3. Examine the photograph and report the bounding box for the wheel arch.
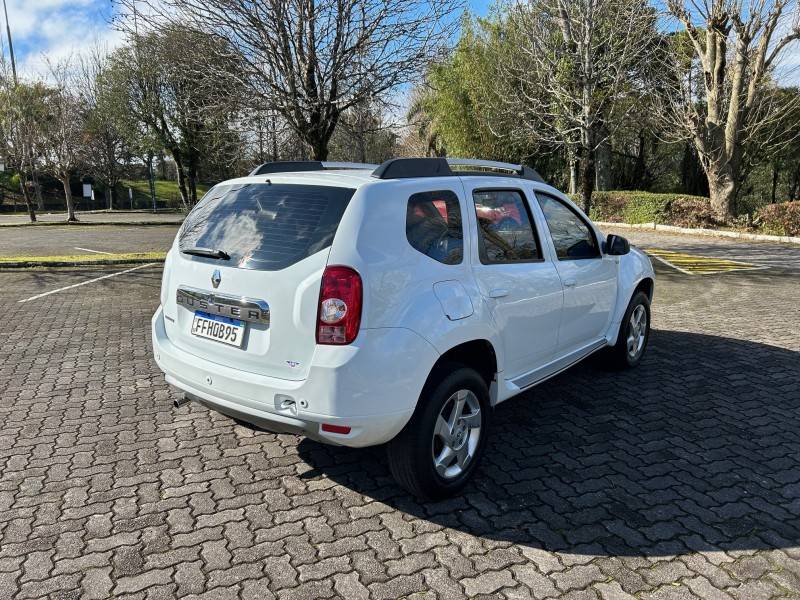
[423,339,499,404]
[634,276,654,301]
[608,274,655,346]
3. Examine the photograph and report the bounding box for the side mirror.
[605,234,630,256]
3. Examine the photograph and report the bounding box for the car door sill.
[510,339,608,391]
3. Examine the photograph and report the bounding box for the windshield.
[179,183,356,271]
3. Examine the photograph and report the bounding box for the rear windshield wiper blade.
[181,246,231,260]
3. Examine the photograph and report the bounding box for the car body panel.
[459,177,564,381]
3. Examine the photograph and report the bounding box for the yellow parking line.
[644,248,766,275]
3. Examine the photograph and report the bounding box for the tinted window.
[536,194,600,260]
[473,189,541,263]
[179,183,355,271]
[406,190,463,265]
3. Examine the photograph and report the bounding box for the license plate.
[191,311,245,347]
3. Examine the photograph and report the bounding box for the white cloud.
[1,0,123,79]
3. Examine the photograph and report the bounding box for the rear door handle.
[488,288,509,299]
[563,278,577,288]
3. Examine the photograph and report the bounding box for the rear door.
[533,192,617,354]
[461,182,564,379]
[161,182,355,381]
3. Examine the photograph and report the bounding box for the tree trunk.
[28,149,44,210]
[172,149,190,210]
[61,176,78,222]
[146,154,157,211]
[706,170,736,222]
[631,131,647,189]
[594,131,612,191]
[187,153,199,205]
[789,165,800,201]
[304,112,339,161]
[568,158,579,195]
[257,120,265,163]
[19,178,36,223]
[310,138,329,161]
[271,113,278,161]
[33,176,44,211]
[580,149,596,215]
[770,163,780,203]
[188,169,198,206]
[159,151,167,180]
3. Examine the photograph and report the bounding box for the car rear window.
[179,183,356,271]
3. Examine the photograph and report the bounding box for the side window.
[473,189,542,264]
[406,190,463,265]
[536,194,601,260]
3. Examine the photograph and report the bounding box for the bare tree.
[329,100,398,163]
[0,61,48,222]
[36,61,88,222]
[77,47,130,210]
[106,26,244,207]
[492,0,658,211]
[120,0,462,161]
[663,0,800,219]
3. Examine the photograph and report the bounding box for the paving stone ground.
[0,235,798,600]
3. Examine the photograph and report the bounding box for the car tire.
[605,291,651,369]
[387,364,491,500]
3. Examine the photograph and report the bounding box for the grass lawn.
[0,251,167,264]
[121,180,212,205]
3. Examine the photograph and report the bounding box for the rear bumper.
[151,306,437,447]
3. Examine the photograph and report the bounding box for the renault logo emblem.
[211,269,222,289]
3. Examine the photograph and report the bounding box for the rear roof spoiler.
[248,161,378,176]
[372,158,545,183]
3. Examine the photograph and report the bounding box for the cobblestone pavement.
[0,248,798,599]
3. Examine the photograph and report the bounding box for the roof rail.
[447,158,545,183]
[372,158,452,179]
[372,157,545,183]
[248,161,378,176]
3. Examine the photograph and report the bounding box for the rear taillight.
[316,266,362,345]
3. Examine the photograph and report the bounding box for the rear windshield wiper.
[181,246,231,260]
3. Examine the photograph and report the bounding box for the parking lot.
[0,226,798,599]
[0,225,176,259]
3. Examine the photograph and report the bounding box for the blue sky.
[1,0,122,76]
[3,1,797,83]
[1,0,492,77]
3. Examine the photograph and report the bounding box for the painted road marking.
[74,247,113,255]
[18,264,157,303]
[644,248,768,275]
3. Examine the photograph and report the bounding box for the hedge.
[756,201,800,236]
[587,191,717,227]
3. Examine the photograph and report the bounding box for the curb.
[595,221,800,245]
[0,258,165,269]
[0,220,182,228]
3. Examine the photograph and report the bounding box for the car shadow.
[297,329,800,556]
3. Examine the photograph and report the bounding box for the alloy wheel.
[431,389,482,479]
[627,304,647,360]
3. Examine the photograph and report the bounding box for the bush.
[589,191,714,226]
[756,201,800,236]
[666,197,717,228]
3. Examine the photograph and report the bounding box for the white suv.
[152,158,655,499]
